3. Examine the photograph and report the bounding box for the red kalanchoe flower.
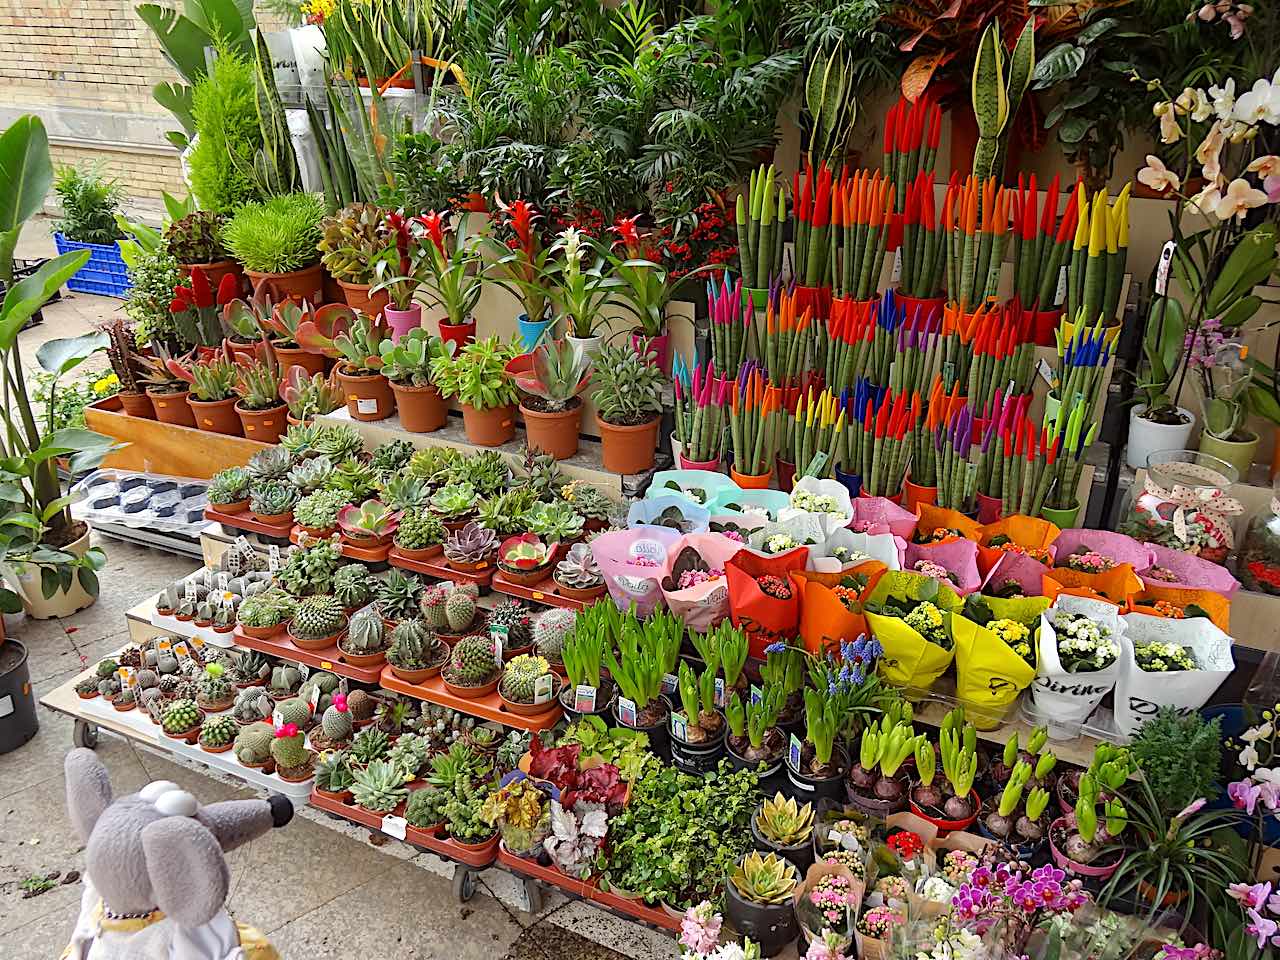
[756,574,792,600]
[189,266,213,309]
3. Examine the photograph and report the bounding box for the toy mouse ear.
[141,816,229,928]
[65,748,113,844]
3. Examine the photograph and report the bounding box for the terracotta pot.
[903,477,937,513]
[235,401,288,443]
[394,543,443,561]
[337,279,389,318]
[553,578,607,602]
[181,258,245,296]
[336,645,386,669]
[118,391,155,419]
[499,679,562,717]
[461,403,515,446]
[253,510,293,527]
[595,413,660,475]
[730,466,772,489]
[439,319,476,351]
[442,675,500,699]
[390,381,448,433]
[499,563,555,587]
[385,303,422,341]
[389,652,447,684]
[148,388,197,427]
[297,524,337,539]
[273,344,326,378]
[337,366,396,422]
[521,401,582,460]
[245,264,324,306]
[200,739,235,754]
[188,396,242,435]
[287,624,346,651]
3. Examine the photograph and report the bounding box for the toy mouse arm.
[197,796,293,853]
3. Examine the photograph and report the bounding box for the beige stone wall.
[48,143,185,201]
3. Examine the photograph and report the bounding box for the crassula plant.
[395,510,446,551]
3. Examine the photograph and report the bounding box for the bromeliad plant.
[607,216,715,341]
[546,227,617,340]
[673,358,730,465]
[412,211,486,329]
[486,199,553,326]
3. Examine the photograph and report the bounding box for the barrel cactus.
[419,585,448,629]
[499,654,553,704]
[533,608,576,664]
[333,563,375,608]
[444,590,477,632]
[270,728,311,771]
[322,696,354,742]
[200,715,238,748]
[487,598,533,648]
[234,723,275,764]
[444,635,499,687]
[197,671,233,705]
[343,606,386,654]
[234,687,272,723]
[276,697,312,729]
[291,595,346,641]
[162,699,201,735]
[387,620,441,671]
[346,688,376,721]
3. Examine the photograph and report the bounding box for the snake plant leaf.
[971,23,1008,136]
[1005,19,1036,117]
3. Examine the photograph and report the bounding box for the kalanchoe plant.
[300,313,389,375]
[261,300,353,351]
[337,499,401,542]
[317,203,390,284]
[590,343,664,426]
[377,327,452,387]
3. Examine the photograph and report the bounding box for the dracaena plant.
[377,327,454,387]
[485,198,552,323]
[429,336,519,411]
[282,366,343,420]
[411,211,486,328]
[168,346,239,401]
[511,340,590,412]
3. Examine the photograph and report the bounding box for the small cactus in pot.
[200,714,239,751]
[162,699,202,739]
[444,635,499,688]
[533,607,575,665]
[319,693,354,746]
[270,723,314,779]
[387,619,445,676]
[234,722,276,766]
[499,654,554,705]
[289,595,347,644]
[340,606,388,659]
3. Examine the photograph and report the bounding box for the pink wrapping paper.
[659,533,746,632]
[589,527,683,617]
[849,497,918,540]
[981,551,1051,596]
[904,538,982,595]
[1051,529,1155,571]
[1141,543,1241,597]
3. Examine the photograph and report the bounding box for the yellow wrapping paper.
[914,504,983,542]
[864,571,963,694]
[952,614,1038,730]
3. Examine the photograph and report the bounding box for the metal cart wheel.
[522,878,544,914]
[452,865,477,902]
[73,720,99,749]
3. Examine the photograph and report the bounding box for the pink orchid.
[1231,779,1264,814]
[1248,907,1279,949]
[1228,881,1272,910]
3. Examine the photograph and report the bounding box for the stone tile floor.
[0,222,666,960]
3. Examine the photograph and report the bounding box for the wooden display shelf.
[389,548,494,591]
[379,664,562,732]
[490,571,598,611]
[308,790,499,868]
[234,628,384,684]
[290,527,391,562]
[495,845,679,933]
[204,506,294,540]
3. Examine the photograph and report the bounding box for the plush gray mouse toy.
[61,748,292,960]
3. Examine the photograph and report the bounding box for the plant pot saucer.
[445,555,495,574]
[499,678,562,716]
[442,675,500,699]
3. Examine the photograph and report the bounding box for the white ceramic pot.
[567,334,603,365]
[670,430,684,464]
[8,525,96,619]
[1126,405,1196,471]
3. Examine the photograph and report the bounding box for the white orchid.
[1234,69,1280,125]
[1211,78,1237,122]
[1248,155,1280,177]
[1189,183,1224,216]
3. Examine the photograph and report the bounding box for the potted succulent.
[232,344,288,443]
[208,466,251,514]
[498,653,560,716]
[164,210,241,293]
[234,723,276,772]
[195,664,235,711]
[272,724,316,783]
[301,313,396,422]
[198,714,239,754]
[137,343,197,426]
[725,686,785,774]
[394,509,447,559]
[287,594,348,650]
[338,606,390,668]
[293,489,346,537]
[161,698,203,743]
[387,620,448,683]
[101,318,153,418]
[751,792,816,875]
[442,778,497,855]
[590,342,665,475]
[338,498,401,548]
[669,657,726,774]
[375,569,422,625]
[908,708,981,832]
[249,480,298,525]
[552,542,605,600]
[430,336,521,446]
[509,339,591,460]
[333,563,375,611]
[314,750,355,803]
[546,227,618,362]
[378,328,453,432]
[168,348,241,435]
[318,202,392,316]
[498,533,558,586]
[724,851,800,959]
[419,584,483,640]
[533,607,575,669]
[221,193,326,305]
[442,633,501,698]
[414,210,486,349]
[233,688,273,726]
[444,521,498,573]
[430,482,477,529]
[260,300,351,378]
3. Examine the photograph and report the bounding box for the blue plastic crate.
[53,232,132,298]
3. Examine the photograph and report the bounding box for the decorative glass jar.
[1239,479,1280,595]
[1118,450,1241,566]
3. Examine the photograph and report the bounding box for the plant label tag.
[802,452,829,479]
[1036,358,1054,387]
[117,667,136,688]
[574,685,597,713]
[356,398,379,415]
[533,674,554,704]
[338,678,349,696]
[714,676,725,708]
[190,635,205,650]
[157,639,172,651]
[380,815,407,841]
[202,568,213,590]
[789,733,803,772]
[234,535,252,553]
[272,707,284,730]
[617,696,637,727]
[660,673,679,696]
[185,581,197,600]
[890,247,903,283]
[671,712,688,742]
[298,664,310,681]
[216,573,229,591]
[942,361,955,385]
[173,642,190,660]
[1054,265,1068,306]
[268,545,281,572]
[750,684,763,706]
[1155,240,1177,296]
[490,624,507,664]
[307,685,320,714]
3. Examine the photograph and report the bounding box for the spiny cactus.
[270,664,302,693]
[346,688,375,721]
[197,672,233,705]
[136,668,159,689]
[234,687,272,723]
[487,598,532,648]
[291,595,346,641]
[234,723,275,763]
[419,584,449,628]
[388,619,441,671]
[162,699,201,734]
[444,590,477,632]
[270,729,310,771]
[499,654,552,704]
[276,697,312,728]
[445,635,498,687]
[533,608,576,663]
[199,714,238,748]
[333,563,375,607]
[322,697,354,742]
[344,606,387,654]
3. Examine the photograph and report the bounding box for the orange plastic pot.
[147,388,196,427]
[244,264,324,306]
[235,401,289,443]
[903,477,937,513]
[462,402,516,446]
[730,466,772,489]
[521,401,582,460]
[337,280,389,318]
[273,344,325,378]
[596,413,660,475]
[188,396,242,435]
[390,382,448,432]
[336,367,395,422]
[118,391,154,419]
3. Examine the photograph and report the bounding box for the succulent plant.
[430,483,477,519]
[346,688,376,721]
[344,606,387,654]
[555,542,601,589]
[338,499,400,541]
[418,584,448,628]
[288,455,334,494]
[277,539,344,597]
[442,777,493,843]
[197,670,233,705]
[321,697,354,742]
[234,687,272,723]
[444,522,497,565]
[98,676,121,697]
[556,481,615,522]
[270,728,310,771]
[523,500,584,542]
[406,446,463,485]
[444,589,477,632]
[405,785,450,829]
[487,598,533,649]
[315,750,355,793]
[199,714,238,748]
[387,619,442,671]
[272,697,310,730]
[731,852,798,905]
[351,759,408,812]
[382,474,430,511]
[317,203,389,283]
[250,480,298,517]
[162,699,201,735]
[219,539,267,576]
[75,676,99,696]
[96,659,119,679]
[476,488,539,536]
[369,439,415,478]
[456,451,509,496]
[387,732,433,780]
[349,726,390,764]
[591,343,664,426]
[499,654,552,704]
[394,510,445,550]
[313,424,364,461]
[248,447,293,483]
[280,421,324,457]
[208,467,251,506]
[376,569,421,621]
[323,458,379,502]
[234,722,275,763]
[519,448,567,499]
[233,650,271,683]
[533,608,576,663]
[237,588,296,629]
[332,563,375,607]
[291,595,347,641]
[294,489,347,530]
[164,210,225,264]
[755,792,815,846]
[445,635,499,687]
[270,664,302,694]
[116,686,137,706]
[499,533,554,571]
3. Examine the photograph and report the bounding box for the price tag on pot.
[185,581,197,601]
[617,696,637,727]
[268,545,281,572]
[750,685,763,706]
[533,674,554,705]
[381,815,407,841]
[272,707,284,730]
[1036,358,1054,388]
[789,733,803,772]
[574,685,597,713]
[307,685,320,714]
[356,398,379,415]
[298,664,311,681]
[660,673,679,696]
[1054,265,1068,306]
[802,452,829,479]
[490,624,507,665]
[173,642,190,660]
[714,676,726,708]
[890,248,903,283]
[670,711,688,742]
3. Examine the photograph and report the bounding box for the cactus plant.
[533,608,576,664]
[444,590,477,633]
[290,595,347,641]
[75,676,99,697]
[343,606,388,654]
[375,569,421,621]
[234,687,272,723]
[487,599,532,649]
[445,635,499,687]
[394,510,446,551]
[199,714,238,749]
[351,759,409,812]
[197,670,233,707]
[276,697,313,729]
[444,522,498,565]
[321,695,354,742]
[332,563,375,608]
[346,688,376,721]
[419,584,449,628]
[208,467,251,506]
[270,727,311,773]
[162,699,202,735]
[235,722,276,764]
[499,654,552,704]
[387,619,443,671]
[270,664,302,694]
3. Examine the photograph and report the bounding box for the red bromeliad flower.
[415,210,447,256]
[497,198,540,259]
[610,214,644,258]
[386,210,412,276]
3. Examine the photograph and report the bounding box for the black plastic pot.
[844,774,910,816]
[785,745,848,801]
[558,678,615,725]
[726,738,784,778]
[613,695,671,762]
[669,716,726,775]
[0,639,37,753]
[724,864,800,958]
[751,811,815,876]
